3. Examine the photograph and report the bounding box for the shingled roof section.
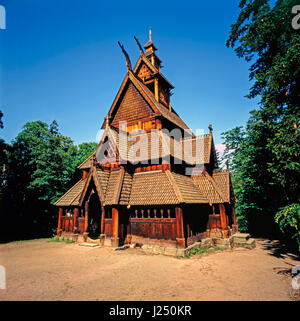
[104,128,212,165]
[79,166,110,206]
[104,169,124,205]
[77,152,96,169]
[129,171,180,205]
[169,172,208,204]
[192,174,223,204]
[54,179,86,206]
[212,170,230,203]
[119,171,133,205]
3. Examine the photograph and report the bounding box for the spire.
[144,28,161,69]
[208,124,213,135]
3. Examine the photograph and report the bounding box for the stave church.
[54,31,238,249]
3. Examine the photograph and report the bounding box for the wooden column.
[82,170,88,180]
[83,201,89,241]
[176,207,185,248]
[73,208,79,233]
[99,206,106,246]
[219,204,229,238]
[111,208,119,247]
[57,207,63,236]
[154,78,159,102]
[232,207,238,233]
[100,206,105,235]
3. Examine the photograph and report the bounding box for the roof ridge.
[77,152,96,169]
[165,170,183,203]
[112,168,125,205]
[203,171,227,203]
[54,178,84,206]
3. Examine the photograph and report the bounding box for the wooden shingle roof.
[169,172,208,204]
[101,71,190,132]
[54,179,86,206]
[77,152,96,169]
[95,127,214,166]
[104,169,124,205]
[129,171,180,205]
[192,171,230,204]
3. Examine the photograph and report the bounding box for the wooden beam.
[176,207,185,248]
[111,208,119,247]
[219,204,227,230]
[73,208,79,233]
[154,78,159,102]
[57,208,63,236]
[83,201,89,241]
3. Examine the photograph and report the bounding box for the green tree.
[2,121,74,241]
[225,0,300,248]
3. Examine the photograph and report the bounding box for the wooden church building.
[54,32,238,248]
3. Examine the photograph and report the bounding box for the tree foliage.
[224,0,300,249]
[0,120,97,242]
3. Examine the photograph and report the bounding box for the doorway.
[88,192,102,239]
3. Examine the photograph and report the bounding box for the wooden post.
[82,170,88,180]
[219,204,229,238]
[154,78,159,102]
[232,207,238,233]
[111,208,119,247]
[100,206,105,234]
[57,207,63,236]
[73,208,79,233]
[99,206,106,246]
[83,201,89,241]
[176,207,185,248]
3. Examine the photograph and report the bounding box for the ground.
[0,238,299,301]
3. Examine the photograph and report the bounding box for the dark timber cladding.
[54,30,238,248]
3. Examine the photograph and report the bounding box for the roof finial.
[134,36,144,54]
[208,124,213,133]
[117,41,132,71]
[104,114,111,129]
[149,27,152,42]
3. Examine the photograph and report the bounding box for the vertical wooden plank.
[219,204,227,230]
[73,208,79,233]
[112,208,119,238]
[57,208,63,236]
[176,207,185,248]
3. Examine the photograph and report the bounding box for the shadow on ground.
[258,238,299,261]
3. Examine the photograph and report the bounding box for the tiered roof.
[55,168,232,207]
[55,34,233,208]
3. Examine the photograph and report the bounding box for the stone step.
[245,238,256,249]
[78,243,100,248]
[232,233,250,243]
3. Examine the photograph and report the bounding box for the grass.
[48,236,74,244]
[184,246,224,258]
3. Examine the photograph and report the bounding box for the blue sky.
[0,0,259,145]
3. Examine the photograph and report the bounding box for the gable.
[136,62,153,81]
[111,82,155,127]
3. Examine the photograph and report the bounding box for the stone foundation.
[139,233,256,257]
[60,232,256,256]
